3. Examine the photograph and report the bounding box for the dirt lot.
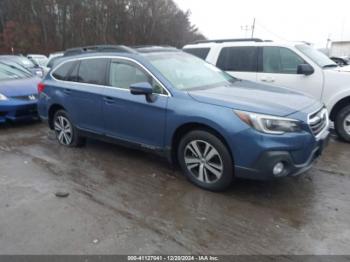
[0,122,349,255]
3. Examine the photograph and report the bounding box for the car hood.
[0,77,40,97]
[335,65,350,72]
[188,80,317,117]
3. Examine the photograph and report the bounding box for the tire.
[53,110,86,147]
[177,130,234,192]
[335,105,350,142]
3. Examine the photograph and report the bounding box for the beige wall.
[331,42,350,57]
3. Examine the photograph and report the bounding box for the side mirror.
[130,82,153,96]
[297,64,314,76]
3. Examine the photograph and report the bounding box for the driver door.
[102,59,168,148]
[256,46,323,99]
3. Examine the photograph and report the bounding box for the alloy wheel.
[54,116,73,145]
[184,140,223,184]
[344,114,350,135]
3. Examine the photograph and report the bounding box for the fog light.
[273,162,285,177]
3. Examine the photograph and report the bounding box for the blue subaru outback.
[38,45,330,191]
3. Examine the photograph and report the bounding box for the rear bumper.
[0,102,38,123]
[235,131,330,180]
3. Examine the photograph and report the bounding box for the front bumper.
[235,130,330,180]
[0,101,39,123]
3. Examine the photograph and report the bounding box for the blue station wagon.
[38,46,330,191]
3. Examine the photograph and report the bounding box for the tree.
[0,0,205,54]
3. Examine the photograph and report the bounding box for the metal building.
[330,41,350,57]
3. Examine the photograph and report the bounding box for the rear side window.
[52,61,76,80]
[78,58,109,85]
[216,47,258,72]
[183,48,210,60]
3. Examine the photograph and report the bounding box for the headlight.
[0,93,8,101]
[234,110,302,134]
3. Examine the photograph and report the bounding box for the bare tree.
[0,0,205,54]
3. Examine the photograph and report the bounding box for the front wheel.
[53,110,85,147]
[335,105,350,142]
[178,130,234,192]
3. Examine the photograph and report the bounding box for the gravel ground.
[0,122,349,255]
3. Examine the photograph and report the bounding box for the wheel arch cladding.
[330,96,350,121]
[171,122,234,166]
[48,104,66,129]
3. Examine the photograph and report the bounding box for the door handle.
[63,89,72,95]
[261,77,275,83]
[104,97,115,104]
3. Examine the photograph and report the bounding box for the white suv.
[183,39,350,142]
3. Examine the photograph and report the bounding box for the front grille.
[15,106,38,117]
[13,94,38,101]
[308,107,328,138]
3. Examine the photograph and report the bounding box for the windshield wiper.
[323,64,338,69]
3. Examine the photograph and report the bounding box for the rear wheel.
[178,130,234,191]
[335,105,350,142]
[53,110,85,147]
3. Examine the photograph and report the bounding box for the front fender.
[325,89,350,113]
[164,96,249,153]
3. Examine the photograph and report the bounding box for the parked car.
[183,39,350,142]
[27,54,48,67]
[43,52,64,74]
[38,45,329,191]
[338,65,350,73]
[0,62,40,123]
[0,55,44,78]
[330,56,349,67]
[47,52,64,63]
[0,59,34,76]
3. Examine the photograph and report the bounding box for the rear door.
[52,58,109,134]
[215,46,258,81]
[102,59,168,148]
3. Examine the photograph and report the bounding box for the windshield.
[0,63,31,80]
[1,61,32,76]
[145,52,236,90]
[30,57,47,66]
[296,44,337,68]
[47,56,63,68]
[18,57,36,68]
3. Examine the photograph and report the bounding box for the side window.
[183,48,210,60]
[262,47,305,74]
[52,61,76,80]
[78,58,109,85]
[66,62,79,82]
[109,61,165,94]
[216,47,258,72]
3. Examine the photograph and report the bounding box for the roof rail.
[63,45,137,57]
[135,46,179,53]
[192,38,264,44]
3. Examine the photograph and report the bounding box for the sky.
[174,0,350,48]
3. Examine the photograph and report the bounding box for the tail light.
[38,82,45,94]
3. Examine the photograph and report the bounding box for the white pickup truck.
[184,39,350,142]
